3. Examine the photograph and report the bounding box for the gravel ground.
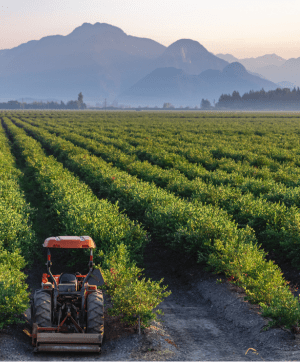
[1,239,300,361]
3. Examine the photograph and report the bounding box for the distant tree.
[67,100,78,109]
[218,94,232,103]
[231,91,241,100]
[77,92,84,109]
[163,102,174,109]
[200,99,211,110]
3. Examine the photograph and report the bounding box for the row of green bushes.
[16,110,300,168]
[4,117,147,263]
[0,123,36,328]
[0,123,36,257]
[41,114,300,187]
[3,117,168,326]
[19,118,300,268]
[11,117,255,258]
[28,116,300,208]
[77,115,300,173]
[10,116,300,328]
[87,128,300,206]
[102,129,300,187]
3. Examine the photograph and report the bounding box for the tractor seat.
[58,273,77,292]
[59,273,77,284]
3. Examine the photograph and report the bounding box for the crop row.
[13,117,300,269]
[15,115,300,213]
[9,115,300,327]
[20,111,298,154]
[3,116,173,328]
[3,117,148,263]
[0,121,36,258]
[21,114,300,192]
[47,120,300,203]
[29,112,300,177]
[98,129,300,187]
[0,121,36,328]
[13,119,294,208]
[106,128,300,168]
[10,116,255,257]
[20,115,269,175]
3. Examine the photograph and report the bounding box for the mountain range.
[216,53,300,88]
[118,63,277,107]
[0,22,297,106]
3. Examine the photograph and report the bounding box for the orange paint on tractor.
[43,235,96,249]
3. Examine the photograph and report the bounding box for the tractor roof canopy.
[43,236,96,249]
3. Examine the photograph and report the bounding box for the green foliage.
[260,293,300,329]
[0,124,36,261]
[17,116,300,267]
[0,248,29,328]
[98,244,171,327]
[0,123,35,329]
[4,110,300,329]
[11,119,255,263]
[3,118,148,265]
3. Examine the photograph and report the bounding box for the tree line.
[212,87,300,110]
[0,93,86,110]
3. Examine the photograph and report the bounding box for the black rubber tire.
[30,301,34,326]
[86,291,104,335]
[33,289,52,327]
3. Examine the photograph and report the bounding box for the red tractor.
[30,236,105,352]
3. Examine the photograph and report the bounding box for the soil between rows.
[1,238,300,361]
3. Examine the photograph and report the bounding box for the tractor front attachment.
[32,323,102,352]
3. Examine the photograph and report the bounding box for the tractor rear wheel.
[86,291,104,335]
[33,290,52,327]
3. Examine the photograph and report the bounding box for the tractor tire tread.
[33,290,51,327]
[87,291,104,335]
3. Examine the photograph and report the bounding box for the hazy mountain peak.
[153,39,228,75]
[167,39,209,55]
[223,62,248,76]
[255,53,286,61]
[68,22,126,37]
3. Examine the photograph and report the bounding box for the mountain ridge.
[0,22,295,105]
[118,62,278,107]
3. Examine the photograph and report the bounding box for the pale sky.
[1,0,299,59]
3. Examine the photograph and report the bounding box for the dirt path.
[140,240,300,361]
[1,239,300,361]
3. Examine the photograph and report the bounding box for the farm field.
[2,110,300,359]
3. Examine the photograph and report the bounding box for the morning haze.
[1,22,291,107]
[1,1,300,108]
[1,0,300,59]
